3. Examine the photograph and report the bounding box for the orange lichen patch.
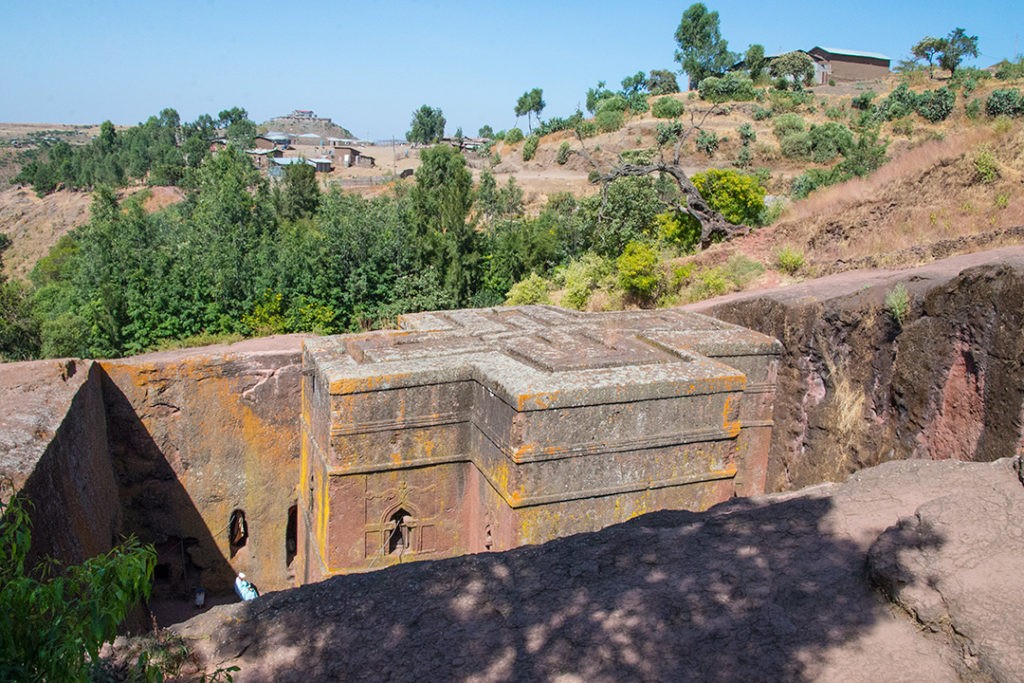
[516,390,559,411]
[330,372,413,395]
[721,395,743,438]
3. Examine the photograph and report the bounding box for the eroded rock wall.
[693,247,1024,491]
[0,359,121,569]
[99,336,307,595]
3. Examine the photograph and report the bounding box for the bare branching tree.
[575,105,749,248]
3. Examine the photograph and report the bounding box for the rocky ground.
[147,457,1022,682]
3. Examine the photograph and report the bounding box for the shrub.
[877,83,918,121]
[768,89,810,112]
[505,127,525,144]
[655,210,701,251]
[892,118,914,136]
[885,283,910,327]
[557,253,612,310]
[825,106,845,120]
[505,272,551,305]
[698,73,757,103]
[652,96,685,119]
[723,254,764,288]
[774,245,804,274]
[691,169,766,225]
[655,121,684,147]
[791,167,844,198]
[973,147,1000,183]
[616,241,661,299]
[965,98,982,120]
[808,122,854,163]
[575,120,598,138]
[695,130,719,157]
[0,481,158,681]
[851,91,876,110]
[779,131,813,159]
[692,267,729,299]
[521,135,539,161]
[595,108,625,133]
[986,89,1024,117]
[915,87,955,123]
[994,58,1024,81]
[738,123,756,144]
[556,141,571,165]
[752,105,772,121]
[735,145,752,168]
[772,113,806,139]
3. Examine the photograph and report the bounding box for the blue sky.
[4,1,1021,139]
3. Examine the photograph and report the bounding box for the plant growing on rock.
[885,283,911,327]
[0,479,157,681]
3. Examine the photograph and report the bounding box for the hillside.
[3,71,1024,348]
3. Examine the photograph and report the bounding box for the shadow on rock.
[174,492,947,681]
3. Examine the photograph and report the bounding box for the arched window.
[229,509,248,548]
[285,504,298,567]
[385,508,413,556]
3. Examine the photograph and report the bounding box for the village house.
[807,47,891,83]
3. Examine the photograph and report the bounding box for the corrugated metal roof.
[815,47,890,62]
[271,157,314,166]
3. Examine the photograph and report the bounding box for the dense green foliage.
[691,169,765,225]
[0,482,157,681]
[647,69,680,95]
[994,58,1024,81]
[698,73,756,103]
[674,3,736,89]
[769,51,815,87]
[986,89,1024,117]
[406,105,446,144]
[13,108,246,195]
[521,135,540,161]
[652,97,685,119]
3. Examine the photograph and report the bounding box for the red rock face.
[100,336,308,595]
[697,247,1024,491]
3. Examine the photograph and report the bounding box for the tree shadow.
[189,493,945,681]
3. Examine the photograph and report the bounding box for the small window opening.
[285,504,298,567]
[229,509,248,548]
[153,563,171,580]
[386,508,413,556]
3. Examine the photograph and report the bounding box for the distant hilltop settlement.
[246,109,374,176]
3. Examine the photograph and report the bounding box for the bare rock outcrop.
[165,458,1023,682]
[690,246,1024,491]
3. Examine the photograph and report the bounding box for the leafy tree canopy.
[769,51,815,87]
[647,69,680,95]
[406,105,446,144]
[674,3,737,89]
[938,27,979,74]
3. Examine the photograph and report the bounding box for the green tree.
[912,36,946,79]
[514,88,545,133]
[277,161,321,221]
[769,51,815,88]
[478,124,494,138]
[217,107,256,148]
[674,3,736,90]
[0,481,157,681]
[0,235,40,360]
[410,145,478,303]
[647,69,680,95]
[745,44,767,81]
[406,105,446,144]
[938,27,979,74]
